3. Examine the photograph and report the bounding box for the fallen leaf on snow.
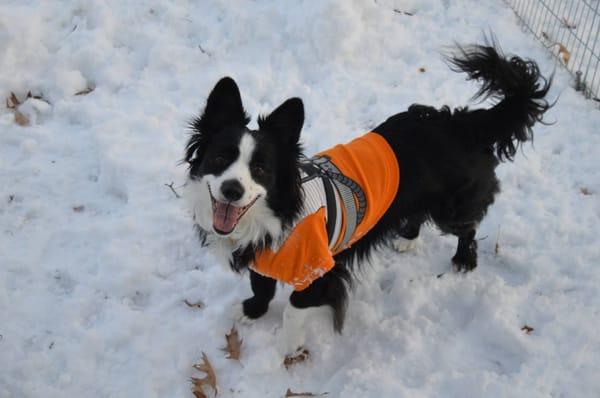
[285,389,328,397]
[191,352,217,397]
[283,348,310,369]
[6,92,30,126]
[14,110,29,126]
[222,325,242,361]
[540,33,571,65]
[558,44,571,65]
[7,92,20,109]
[521,325,534,334]
[75,86,95,96]
[183,299,205,309]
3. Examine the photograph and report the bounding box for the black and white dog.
[184,43,551,353]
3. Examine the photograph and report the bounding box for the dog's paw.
[392,236,418,253]
[276,304,308,356]
[229,302,256,325]
[242,296,270,320]
[452,257,478,272]
[452,239,478,272]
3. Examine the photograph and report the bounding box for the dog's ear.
[186,77,250,165]
[194,77,250,133]
[258,98,304,145]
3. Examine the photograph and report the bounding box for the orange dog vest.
[250,132,399,291]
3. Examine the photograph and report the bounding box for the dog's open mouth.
[208,184,259,235]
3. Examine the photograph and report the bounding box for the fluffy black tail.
[448,43,552,161]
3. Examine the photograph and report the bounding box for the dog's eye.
[212,156,226,167]
[251,165,266,177]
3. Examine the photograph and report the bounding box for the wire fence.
[504,0,600,101]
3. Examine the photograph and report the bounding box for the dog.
[183,42,551,354]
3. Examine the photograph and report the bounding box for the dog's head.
[184,77,304,248]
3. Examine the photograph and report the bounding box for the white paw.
[276,304,308,356]
[229,303,256,325]
[392,236,418,253]
[239,314,256,326]
[229,302,244,320]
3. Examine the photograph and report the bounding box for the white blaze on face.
[184,132,282,248]
[212,133,265,205]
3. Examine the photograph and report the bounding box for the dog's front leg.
[277,302,313,356]
[242,270,277,319]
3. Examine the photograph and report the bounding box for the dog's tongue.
[213,201,242,234]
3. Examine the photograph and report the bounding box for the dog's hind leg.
[242,270,277,319]
[433,177,497,272]
[451,226,478,272]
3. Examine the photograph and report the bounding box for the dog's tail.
[447,42,552,161]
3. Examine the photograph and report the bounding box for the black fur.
[186,43,551,333]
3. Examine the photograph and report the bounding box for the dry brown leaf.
[183,299,205,309]
[521,325,534,335]
[540,34,572,65]
[283,348,310,369]
[580,187,592,195]
[73,205,85,213]
[558,44,570,65]
[191,380,208,398]
[7,92,20,109]
[285,389,328,397]
[6,92,29,126]
[14,110,29,126]
[75,86,95,96]
[191,352,217,397]
[222,326,242,360]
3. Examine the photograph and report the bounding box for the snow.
[1,1,599,397]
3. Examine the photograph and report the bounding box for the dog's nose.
[220,179,244,202]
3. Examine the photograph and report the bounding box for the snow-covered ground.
[1,1,599,397]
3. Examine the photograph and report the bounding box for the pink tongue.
[213,201,242,234]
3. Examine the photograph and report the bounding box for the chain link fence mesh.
[504,0,600,101]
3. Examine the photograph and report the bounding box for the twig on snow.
[393,8,414,16]
[494,225,501,256]
[164,182,181,198]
